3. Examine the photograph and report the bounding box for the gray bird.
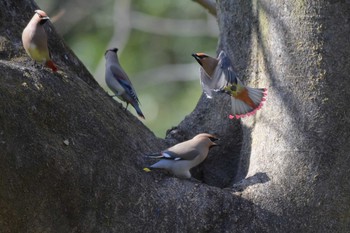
[105,48,145,119]
[22,10,57,72]
[144,133,219,179]
[192,50,267,119]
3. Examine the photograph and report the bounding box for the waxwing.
[105,48,145,119]
[22,10,57,72]
[192,51,267,119]
[144,133,219,179]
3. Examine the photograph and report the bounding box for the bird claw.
[32,61,41,70]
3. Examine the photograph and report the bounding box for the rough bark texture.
[217,0,350,231]
[0,0,349,232]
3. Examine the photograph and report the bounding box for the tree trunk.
[217,0,350,231]
[0,0,349,232]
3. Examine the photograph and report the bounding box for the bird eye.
[209,137,218,142]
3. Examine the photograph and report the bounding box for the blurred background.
[36,0,219,137]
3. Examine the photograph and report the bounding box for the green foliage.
[36,0,218,137]
[133,1,205,18]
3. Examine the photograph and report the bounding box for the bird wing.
[161,148,199,161]
[109,64,140,103]
[199,68,216,98]
[199,51,239,98]
[216,50,238,87]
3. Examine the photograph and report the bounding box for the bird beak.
[210,137,220,148]
[209,137,219,142]
[192,53,202,66]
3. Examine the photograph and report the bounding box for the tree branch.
[129,10,218,36]
[192,0,217,17]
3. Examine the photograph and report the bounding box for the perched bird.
[192,51,267,119]
[144,133,219,179]
[105,48,145,119]
[22,10,57,72]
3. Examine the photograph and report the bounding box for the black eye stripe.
[36,13,46,18]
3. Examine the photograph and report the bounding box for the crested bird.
[22,10,57,72]
[144,133,219,179]
[192,51,267,119]
[105,48,145,119]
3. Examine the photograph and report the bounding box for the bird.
[22,10,57,72]
[144,133,219,179]
[105,48,145,119]
[192,50,267,119]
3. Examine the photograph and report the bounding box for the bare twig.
[133,63,199,88]
[130,11,218,37]
[93,0,132,85]
[192,0,217,17]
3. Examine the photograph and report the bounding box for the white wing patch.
[162,152,182,161]
[162,152,172,158]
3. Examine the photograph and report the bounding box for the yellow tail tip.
[143,168,151,172]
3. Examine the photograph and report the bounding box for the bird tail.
[46,60,58,72]
[143,167,152,172]
[132,103,145,119]
[229,87,267,119]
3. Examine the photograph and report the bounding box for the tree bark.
[217,0,350,231]
[0,0,349,232]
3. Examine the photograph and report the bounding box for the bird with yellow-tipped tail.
[144,133,219,179]
[192,51,267,119]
